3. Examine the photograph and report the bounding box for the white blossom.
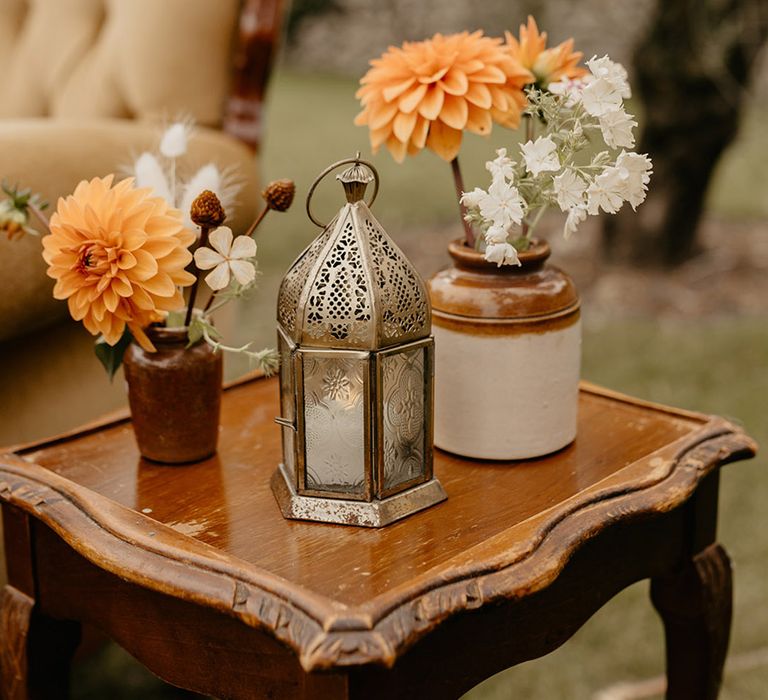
[469,55,651,249]
[586,55,631,99]
[599,108,637,149]
[586,167,627,214]
[0,199,31,238]
[194,226,257,290]
[485,242,521,267]
[485,148,516,181]
[563,205,587,239]
[460,187,487,209]
[581,78,623,117]
[520,136,560,177]
[616,151,653,209]
[548,77,589,106]
[478,178,525,229]
[617,151,653,175]
[484,223,510,244]
[553,170,587,211]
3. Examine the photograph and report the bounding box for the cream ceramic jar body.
[427,241,581,460]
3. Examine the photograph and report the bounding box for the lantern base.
[270,462,447,528]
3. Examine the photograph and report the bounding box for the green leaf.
[165,310,186,328]
[511,235,531,251]
[94,329,133,381]
[186,316,220,348]
[186,318,205,347]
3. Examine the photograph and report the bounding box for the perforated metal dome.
[277,169,431,351]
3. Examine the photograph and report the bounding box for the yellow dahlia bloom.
[505,16,587,88]
[42,175,195,350]
[355,31,533,163]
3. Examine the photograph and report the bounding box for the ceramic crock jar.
[427,239,581,460]
[123,326,223,464]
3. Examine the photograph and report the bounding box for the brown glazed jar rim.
[430,237,579,320]
[146,324,189,347]
[448,238,551,272]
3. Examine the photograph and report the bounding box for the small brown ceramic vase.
[123,327,223,464]
[427,239,581,460]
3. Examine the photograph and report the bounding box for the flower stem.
[450,157,474,247]
[170,158,177,207]
[525,205,548,240]
[522,116,536,239]
[184,225,210,327]
[203,295,228,316]
[525,113,535,142]
[28,203,51,234]
[202,289,220,315]
[201,326,279,375]
[244,205,270,238]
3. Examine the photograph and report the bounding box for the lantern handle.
[306,153,380,228]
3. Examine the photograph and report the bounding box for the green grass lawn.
[26,69,768,697]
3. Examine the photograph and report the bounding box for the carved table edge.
[0,418,756,672]
[0,452,340,672]
[360,422,755,670]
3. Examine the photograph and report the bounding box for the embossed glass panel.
[278,329,295,477]
[302,353,367,495]
[381,346,426,492]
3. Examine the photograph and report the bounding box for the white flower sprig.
[462,55,652,266]
[193,226,258,291]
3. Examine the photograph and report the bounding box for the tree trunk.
[603,0,768,266]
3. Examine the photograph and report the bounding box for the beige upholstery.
[0,0,240,123]
[0,0,261,341]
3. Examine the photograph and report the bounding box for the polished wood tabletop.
[0,375,756,699]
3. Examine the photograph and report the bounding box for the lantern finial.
[336,152,375,203]
[306,154,380,228]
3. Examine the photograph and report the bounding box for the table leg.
[1,585,33,700]
[651,543,732,700]
[0,584,82,700]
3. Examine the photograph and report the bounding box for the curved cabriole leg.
[1,585,34,700]
[651,543,733,700]
[0,585,81,700]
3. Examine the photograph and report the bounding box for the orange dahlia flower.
[505,16,587,88]
[42,175,195,350]
[355,31,533,163]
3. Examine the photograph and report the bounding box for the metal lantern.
[271,155,446,527]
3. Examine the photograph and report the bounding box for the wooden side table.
[0,376,756,700]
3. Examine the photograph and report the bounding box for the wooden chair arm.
[224,0,285,151]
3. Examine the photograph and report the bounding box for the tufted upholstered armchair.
[0,0,282,340]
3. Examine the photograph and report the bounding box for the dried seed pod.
[262,179,295,212]
[190,190,226,228]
